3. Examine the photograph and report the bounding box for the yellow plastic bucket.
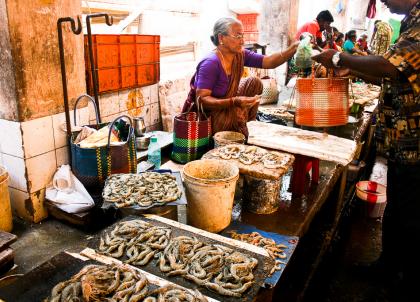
[183,159,239,233]
[0,166,13,232]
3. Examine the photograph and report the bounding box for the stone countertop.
[136,131,173,162]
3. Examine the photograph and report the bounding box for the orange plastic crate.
[85,34,160,94]
[237,14,258,32]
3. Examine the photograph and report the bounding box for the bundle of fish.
[230,231,288,276]
[213,145,288,169]
[44,264,207,302]
[98,220,258,297]
[103,172,182,208]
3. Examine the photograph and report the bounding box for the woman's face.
[221,23,244,53]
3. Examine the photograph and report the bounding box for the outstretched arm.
[262,41,299,69]
[312,49,399,80]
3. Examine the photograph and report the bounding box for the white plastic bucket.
[356,181,387,218]
[182,159,239,233]
[0,166,13,232]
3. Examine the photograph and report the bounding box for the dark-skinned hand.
[311,49,337,69]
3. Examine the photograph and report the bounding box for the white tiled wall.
[91,85,160,130]
[0,84,161,222]
[21,115,55,158]
[52,111,78,150]
[0,119,24,158]
[1,153,27,192]
[26,150,56,193]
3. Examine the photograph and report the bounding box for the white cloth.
[46,165,94,213]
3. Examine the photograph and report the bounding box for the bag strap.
[107,115,134,150]
[73,94,100,127]
[196,96,208,121]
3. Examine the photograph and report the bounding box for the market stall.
[0,4,382,302]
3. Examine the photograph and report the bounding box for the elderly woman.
[182,17,298,137]
[357,32,372,54]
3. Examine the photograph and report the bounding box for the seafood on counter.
[258,106,294,121]
[212,145,289,169]
[99,220,172,264]
[97,219,259,298]
[44,264,208,302]
[102,172,182,208]
[230,231,288,277]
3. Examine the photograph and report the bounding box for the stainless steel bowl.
[136,135,151,150]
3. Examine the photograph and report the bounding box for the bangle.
[229,97,234,107]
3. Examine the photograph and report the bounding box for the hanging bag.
[295,66,349,127]
[259,69,279,105]
[69,94,137,188]
[171,96,212,163]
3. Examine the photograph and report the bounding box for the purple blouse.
[194,49,264,98]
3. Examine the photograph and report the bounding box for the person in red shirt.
[324,27,340,50]
[295,10,334,50]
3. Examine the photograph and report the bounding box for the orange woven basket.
[296,70,349,127]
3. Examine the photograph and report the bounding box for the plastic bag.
[295,35,313,69]
[46,165,95,213]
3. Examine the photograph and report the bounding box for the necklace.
[217,48,230,75]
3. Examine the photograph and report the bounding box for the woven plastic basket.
[296,69,349,127]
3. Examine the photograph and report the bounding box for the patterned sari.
[182,51,263,137]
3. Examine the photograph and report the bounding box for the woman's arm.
[262,41,299,69]
[196,89,231,110]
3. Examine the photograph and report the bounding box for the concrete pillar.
[0,0,85,222]
[0,0,18,121]
[259,0,299,86]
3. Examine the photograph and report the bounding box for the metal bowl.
[136,135,151,150]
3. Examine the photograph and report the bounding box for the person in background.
[182,17,298,137]
[335,32,345,51]
[370,19,393,55]
[343,30,367,55]
[357,32,372,54]
[312,0,419,300]
[324,27,340,50]
[295,10,334,50]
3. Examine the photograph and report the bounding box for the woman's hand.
[235,95,260,108]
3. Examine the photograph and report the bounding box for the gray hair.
[210,17,241,46]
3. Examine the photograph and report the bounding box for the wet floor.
[304,156,391,302]
[304,208,390,302]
